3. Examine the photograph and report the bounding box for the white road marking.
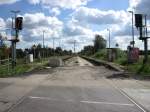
[29,96,74,102]
[29,96,53,100]
[80,100,134,106]
[29,96,134,107]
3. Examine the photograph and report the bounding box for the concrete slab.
[9,86,143,112]
[109,79,150,112]
[0,82,11,90]
[49,58,63,67]
[123,88,150,111]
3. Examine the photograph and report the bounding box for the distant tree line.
[0,43,73,60]
[17,44,73,59]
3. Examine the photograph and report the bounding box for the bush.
[115,57,127,65]
[115,49,127,65]
[92,49,107,60]
[117,49,127,58]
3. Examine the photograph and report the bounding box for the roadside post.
[135,14,149,64]
[33,44,36,60]
[10,10,23,68]
[128,11,135,48]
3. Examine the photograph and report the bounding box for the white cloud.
[129,0,141,9]
[2,0,149,51]
[28,0,40,4]
[114,36,131,49]
[129,0,150,16]
[28,0,91,9]
[4,12,64,49]
[113,0,150,50]
[23,13,63,29]
[0,18,6,29]
[63,20,93,37]
[50,8,61,16]
[21,13,63,42]
[114,36,145,50]
[0,18,7,40]
[72,7,129,25]
[69,7,136,49]
[0,0,20,5]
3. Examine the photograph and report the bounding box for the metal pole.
[11,10,20,69]
[107,29,110,48]
[74,40,75,53]
[34,48,35,59]
[144,15,148,63]
[42,30,45,60]
[143,39,148,63]
[59,37,61,47]
[43,31,44,48]
[130,11,135,48]
[8,56,10,74]
[109,30,110,48]
[11,17,14,68]
[128,11,135,47]
[132,12,135,48]
[53,37,55,56]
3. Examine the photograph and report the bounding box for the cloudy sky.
[0,0,150,51]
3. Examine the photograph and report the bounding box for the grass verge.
[0,59,48,78]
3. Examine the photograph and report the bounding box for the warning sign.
[128,46,139,63]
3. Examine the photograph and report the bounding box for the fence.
[0,58,12,76]
[0,55,59,77]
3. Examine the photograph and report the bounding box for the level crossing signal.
[15,17,23,30]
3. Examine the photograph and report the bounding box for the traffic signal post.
[10,10,23,68]
[135,14,150,64]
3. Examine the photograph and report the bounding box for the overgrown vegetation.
[79,33,150,77]
[0,59,48,78]
[92,49,107,60]
[126,58,150,75]
[91,49,150,76]
[114,49,127,65]
[92,49,127,65]
[0,42,73,78]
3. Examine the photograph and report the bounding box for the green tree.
[55,47,62,56]
[0,44,9,60]
[81,45,94,55]
[94,34,106,52]
[16,49,25,58]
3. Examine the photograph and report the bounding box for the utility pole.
[59,37,61,48]
[135,14,149,64]
[43,30,45,49]
[33,45,36,59]
[53,37,54,55]
[73,40,76,53]
[42,30,45,60]
[10,10,20,68]
[52,37,60,56]
[129,11,135,48]
[52,37,55,56]
[144,15,148,63]
[107,29,111,48]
